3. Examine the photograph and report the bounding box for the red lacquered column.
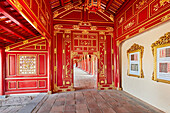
[86,55,88,72]
[91,56,94,75]
[0,47,5,95]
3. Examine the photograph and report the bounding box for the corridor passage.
[74,67,97,90]
[16,89,163,113]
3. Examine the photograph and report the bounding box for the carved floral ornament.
[40,14,47,26]
[13,0,22,11]
[127,43,144,78]
[106,27,114,31]
[151,32,170,83]
[151,32,170,55]
[73,25,80,30]
[136,0,147,9]
[153,0,170,11]
[54,24,63,30]
[90,26,97,30]
[127,43,144,57]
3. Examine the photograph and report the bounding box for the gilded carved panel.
[151,32,170,84]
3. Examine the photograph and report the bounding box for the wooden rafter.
[106,0,113,10]
[0,33,15,43]
[60,0,64,6]
[0,21,26,40]
[0,4,36,36]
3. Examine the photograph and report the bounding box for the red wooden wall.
[113,0,170,89]
[115,0,170,42]
[7,0,53,39]
[5,36,48,94]
[52,24,115,92]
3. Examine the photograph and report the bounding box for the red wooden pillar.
[0,47,5,95]
[106,35,112,84]
[84,55,86,71]
[57,33,63,86]
[86,55,88,72]
[92,56,94,75]
[48,39,52,93]
[113,37,118,88]
[89,57,91,74]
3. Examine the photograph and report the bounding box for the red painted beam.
[0,4,36,36]
[0,34,15,43]
[60,0,64,6]
[106,0,113,10]
[0,48,5,95]
[0,44,3,47]
[0,22,26,40]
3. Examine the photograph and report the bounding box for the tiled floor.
[32,89,163,113]
[74,67,97,90]
[0,67,164,113]
[0,94,37,113]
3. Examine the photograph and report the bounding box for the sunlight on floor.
[74,67,97,90]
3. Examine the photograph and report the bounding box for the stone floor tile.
[50,111,63,113]
[102,107,116,113]
[76,104,87,110]
[66,100,76,105]
[76,109,90,113]
[76,99,86,104]
[64,111,76,113]
[89,108,102,113]
[50,105,64,112]
[87,102,99,109]
[74,67,97,89]
[54,101,65,106]
[65,105,76,111]
[113,106,130,113]
[98,102,110,108]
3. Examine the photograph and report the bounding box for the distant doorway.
[73,55,98,90]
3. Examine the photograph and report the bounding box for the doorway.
[73,55,98,90]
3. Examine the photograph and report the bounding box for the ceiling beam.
[60,0,64,6]
[0,34,15,43]
[0,21,26,40]
[0,4,36,36]
[0,43,4,47]
[106,0,113,10]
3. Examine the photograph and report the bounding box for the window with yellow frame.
[151,32,170,84]
[127,43,144,78]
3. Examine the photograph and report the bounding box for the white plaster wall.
[121,21,170,112]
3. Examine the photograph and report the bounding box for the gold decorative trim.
[99,31,105,35]
[90,26,97,30]
[54,24,63,30]
[151,32,170,83]
[161,13,170,22]
[82,30,89,34]
[139,27,145,33]
[127,43,144,78]
[106,27,114,31]
[151,32,170,55]
[73,25,80,30]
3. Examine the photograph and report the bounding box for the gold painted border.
[151,32,170,84]
[17,54,37,75]
[127,43,144,78]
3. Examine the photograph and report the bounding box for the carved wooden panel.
[115,0,170,42]
[73,32,98,52]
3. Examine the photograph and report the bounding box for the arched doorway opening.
[73,55,98,90]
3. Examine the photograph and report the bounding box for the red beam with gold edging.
[0,22,26,40]
[60,0,64,6]
[106,0,113,10]
[0,33,15,43]
[0,4,36,37]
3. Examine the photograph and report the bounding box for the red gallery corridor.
[74,67,97,89]
[0,0,170,112]
[74,55,97,90]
